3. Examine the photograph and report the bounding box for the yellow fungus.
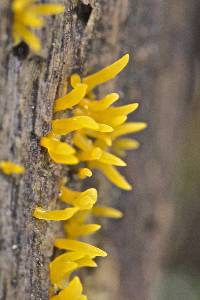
[59,186,79,202]
[40,137,75,155]
[54,84,88,112]
[76,256,97,268]
[52,116,99,135]
[50,252,85,287]
[111,148,125,157]
[91,103,139,122]
[48,151,79,165]
[77,147,102,161]
[85,93,119,111]
[0,161,25,175]
[12,0,32,11]
[112,138,140,156]
[77,168,92,179]
[111,122,147,140]
[73,133,93,151]
[65,212,90,234]
[72,194,97,210]
[51,252,84,266]
[50,254,96,289]
[100,115,127,128]
[78,147,126,166]
[94,139,107,149]
[97,123,113,133]
[79,296,88,300]
[33,206,79,221]
[51,276,84,300]
[65,222,101,238]
[50,261,77,287]
[13,22,41,52]
[31,4,65,15]
[98,151,127,166]
[12,0,65,52]
[89,161,132,190]
[102,103,139,116]
[16,11,44,28]
[92,206,123,218]
[54,239,107,257]
[70,74,81,88]
[113,138,140,150]
[60,188,97,210]
[85,130,112,146]
[82,54,129,92]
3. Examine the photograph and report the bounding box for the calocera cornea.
[0,160,25,175]
[12,0,65,52]
[33,54,146,299]
[41,53,147,190]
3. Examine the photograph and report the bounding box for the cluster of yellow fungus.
[33,54,146,299]
[12,0,65,52]
[41,53,146,190]
[34,185,123,298]
[50,276,87,300]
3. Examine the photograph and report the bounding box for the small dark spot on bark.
[10,143,15,155]
[30,131,37,141]
[12,42,29,60]
[17,110,22,132]
[31,78,39,132]
[144,216,158,232]
[75,1,92,25]
[67,168,77,181]
[44,32,55,81]
[11,184,19,218]
[11,278,17,288]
